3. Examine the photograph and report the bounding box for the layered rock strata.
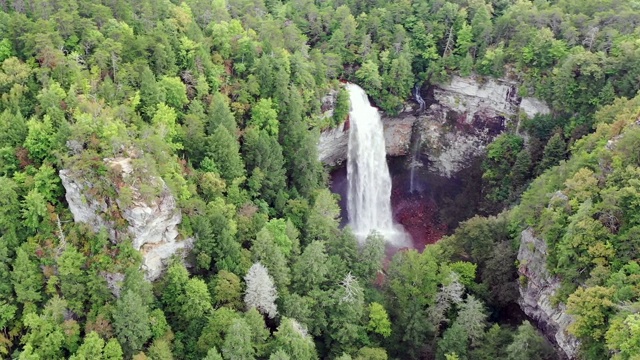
[517,228,580,359]
[318,75,551,176]
[60,157,192,281]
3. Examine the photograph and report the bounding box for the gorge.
[324,76,579,358]
[323,75,552,248]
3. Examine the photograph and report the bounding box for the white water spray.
[346,83,408,245]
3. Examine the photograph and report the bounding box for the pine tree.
[437,323,468,360]
[11,248,43,304]
[221,318,255,360]
[139,66,165,120]
[272,318,318,360]
[207,92,237,136]
[206,125,245,183]
[251,229,291,292]
[69,332,104,360]
[506,321,553,360]
[113,290,152,356]
[537,132,566,174]
[356,231,386,282]
[244,263,278,319]
[291,241,329,294]
[456,295,487,347]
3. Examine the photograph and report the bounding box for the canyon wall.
[517,228,580,359]
[318,75,551,176]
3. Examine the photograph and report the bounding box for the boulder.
[517,228,580,359]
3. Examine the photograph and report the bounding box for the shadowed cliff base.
[329,154,484,251]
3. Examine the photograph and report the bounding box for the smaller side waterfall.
[409,83,425,194]
[414,83,426,112]
[408,137,422,194]
[346,83,408,246]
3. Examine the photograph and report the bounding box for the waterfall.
[346,83,408,245]
[409,83,425,193]
[408,135,421,194]
[414,83,426,112]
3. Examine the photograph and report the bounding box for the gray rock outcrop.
[60,157,192,281]
[317,75,551,176]
[517,228,580,359]
[318,113,416,167]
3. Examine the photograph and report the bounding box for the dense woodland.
[1,0,640,359]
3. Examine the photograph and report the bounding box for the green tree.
[242,127,287,206]
[207,92,237,136]
[355,60,382,97]
[21,306,66,359]
[567,286,616,342]
[103,339,123,360]
[606,313,640,360]
[139,66,165,120]
[70,332,105,360]
[206,125,245,183]
[537,132,566,174]
[203,347,224,360]
[437,323,468,360]
[252,227,291,292]
[356,231,386,282]
[510,148,532,193]
[367,302,391,338]
[159,76,188,110]
[482,134,524,207]
[147,339,173,360]
[179,278,213,321]
[305,189,341,243]
[56,245,88,313]
[113,290,152,356]
[291,241,329,294]
[250,98,279,136]
[272,318,318,360]
[222,318,255,360]
[11,248,43,304]
[506,321,553,360]
[152,103,182,151]
[24,115,56,165]
[244,309,270,357]
[355,347,388,360]
[212,270,243,310]
[333,88,350,126]
[21,189,49,233]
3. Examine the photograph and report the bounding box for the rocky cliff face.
[318,113,416,167]
[60,157,192,281]
[517,228,580,359]
[318,76,551,176]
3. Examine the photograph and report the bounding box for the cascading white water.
[346,83,408,245]
[409,84,425,194]
[414,83,426,112]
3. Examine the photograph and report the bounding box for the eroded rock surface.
[317,75,551,176]
[60,157,192,281]
[318,115,416,167]
[518,228,580,359]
